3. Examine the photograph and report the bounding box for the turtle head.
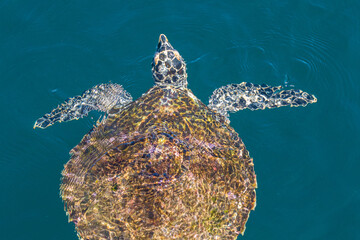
[152,34,188,88]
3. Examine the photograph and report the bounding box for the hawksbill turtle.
[34,34,317,240]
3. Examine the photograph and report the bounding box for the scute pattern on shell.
[61,86,257,240]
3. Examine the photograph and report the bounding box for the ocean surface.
[1,1,359,239]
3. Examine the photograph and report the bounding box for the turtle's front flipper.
[34,83,132,129]
[208,82,317,118]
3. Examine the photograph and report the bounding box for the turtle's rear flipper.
[34,83,132,129]
[208,82,317,118]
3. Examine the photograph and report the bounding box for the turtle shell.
[60,86,257,240]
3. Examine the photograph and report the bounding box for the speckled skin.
[151,34,188,88]
[33,84,132,129]
[208,82,317,118]
[31,32,319,240]
[61,85,257,240]
[33,33,317,240]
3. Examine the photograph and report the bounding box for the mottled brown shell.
[60,86,257,240]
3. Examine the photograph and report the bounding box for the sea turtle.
[34,34,317,240]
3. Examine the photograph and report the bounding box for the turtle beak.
[157,34,174,51]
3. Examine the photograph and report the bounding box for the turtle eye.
[165,60,171,68]
[159,53,166,61]
[167,51,175,59]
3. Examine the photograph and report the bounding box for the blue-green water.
[1,1,359,239]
